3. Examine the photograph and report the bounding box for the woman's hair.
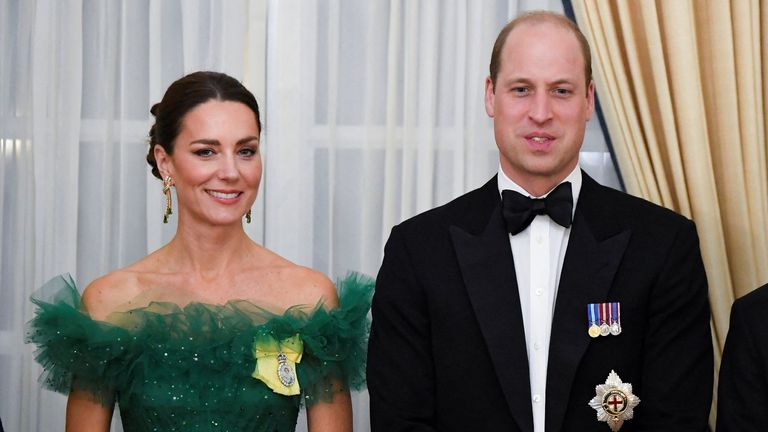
[146,71,262,179]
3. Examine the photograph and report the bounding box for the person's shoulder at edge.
[732,283,768,317]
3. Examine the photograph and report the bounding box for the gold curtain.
[572,0,768,424]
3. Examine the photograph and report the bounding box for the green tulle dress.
[26,273,373,432]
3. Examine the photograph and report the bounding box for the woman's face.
[156,99,262,227]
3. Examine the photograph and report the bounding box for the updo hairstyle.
[146,71,262,179]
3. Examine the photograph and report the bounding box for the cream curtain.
[572,0,768,424]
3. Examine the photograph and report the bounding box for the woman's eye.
[238,147,257,157]
[195,149,214,157]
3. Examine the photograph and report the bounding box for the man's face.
[485,22,594,194]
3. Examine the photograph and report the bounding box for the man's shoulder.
[396,176,498,236]
[732,284,768,321]
[581,175,693,232]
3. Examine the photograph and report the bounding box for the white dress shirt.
[497,165,582,432]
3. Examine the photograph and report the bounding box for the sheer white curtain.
[0,0,618,431]
[1,1,266,431]
[2,2,83,430]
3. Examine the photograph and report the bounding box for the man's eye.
[553,88,571,96]
[511,87,530,95]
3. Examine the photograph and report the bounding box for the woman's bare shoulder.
[278,265,338,310]
[80,254,166,321]
[81,270,143,321]
[252,248,338,310]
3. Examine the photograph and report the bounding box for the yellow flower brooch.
[252,334,303,396]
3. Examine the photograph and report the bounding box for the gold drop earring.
[245,209,252,224]
[162,176,174,223]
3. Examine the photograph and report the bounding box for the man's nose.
[528,93,553,124]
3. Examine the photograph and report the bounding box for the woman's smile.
[205,189,243,202]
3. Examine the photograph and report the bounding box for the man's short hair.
[489,11,593,91]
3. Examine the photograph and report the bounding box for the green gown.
[26,273,373,432]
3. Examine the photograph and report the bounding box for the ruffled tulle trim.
[25,272,373,406]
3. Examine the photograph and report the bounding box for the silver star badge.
[588,370,640,431]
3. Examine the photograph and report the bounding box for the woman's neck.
[164,219,256,280]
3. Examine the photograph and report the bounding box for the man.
[368,11,712,432]
[717,284,768,431]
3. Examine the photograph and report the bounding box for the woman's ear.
[154,145,174,179]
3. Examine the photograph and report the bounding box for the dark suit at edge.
[368,172,712,431]
[717,284,768,432]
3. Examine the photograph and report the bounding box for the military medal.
[276,352,296,387]
[599,303,611,336]
[589,302,623,338]
[589,370,640,431]
[609,302,621,336]
[588,303,601,338]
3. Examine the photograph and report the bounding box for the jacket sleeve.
[637,220,713,431]
[368,226,438,431]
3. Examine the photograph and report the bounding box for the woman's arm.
[304,272,353,432]
[306,387,352,432]
[66,389,114,432]
[67,276,119,431]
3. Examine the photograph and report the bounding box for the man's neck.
[501,170,573,198]
[497,162,583,207]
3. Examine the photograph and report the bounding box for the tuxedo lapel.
[450,198,534,432]
[545,175,632,432]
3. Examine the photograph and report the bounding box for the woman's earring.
[245,209,252,224]
[163,176,173,223]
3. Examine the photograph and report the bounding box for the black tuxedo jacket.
[717,284,768,431]
[368,173,712,431]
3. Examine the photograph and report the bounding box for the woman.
[27,72,372,431]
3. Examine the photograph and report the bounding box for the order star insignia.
[588,370,640,431]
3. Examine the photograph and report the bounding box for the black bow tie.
[502,182,573,235]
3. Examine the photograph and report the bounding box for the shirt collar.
[497,164,582,216]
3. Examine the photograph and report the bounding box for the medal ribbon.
[588,303,598,327]
[252,334,303,395]
[608,302,614,326]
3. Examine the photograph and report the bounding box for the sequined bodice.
[113,323,301,431]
